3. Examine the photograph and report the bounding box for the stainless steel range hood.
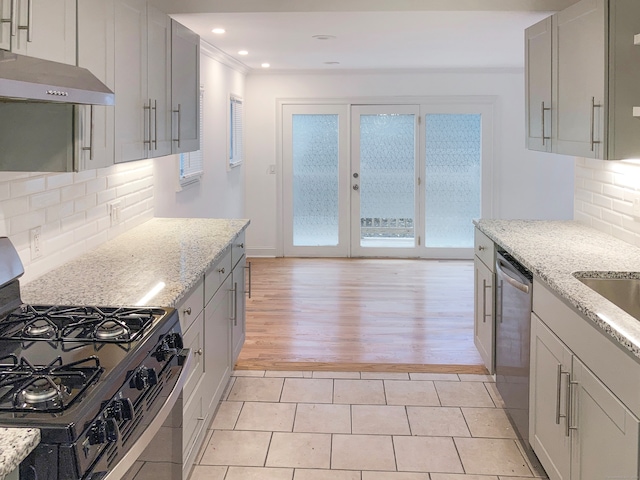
[0,50,114,105]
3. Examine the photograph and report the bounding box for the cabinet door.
[552,0,606,158]
[171,20,200,154]
[0,0,10,51]
[203,274,232,414]
[571,357,640,480]
[525,16,552,152]
[147,6,172,157]
[474,258,494,373]
[231,256,246,364]
[530,313,572,480]
[12,0,75,64]
[76,0,115,171]
[114,0,148,163]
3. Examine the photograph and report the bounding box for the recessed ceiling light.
[211,28,225,34]
[324,61,340,65]
[261,63,271,68]
[238,50,249,56]
[312,35,336,41]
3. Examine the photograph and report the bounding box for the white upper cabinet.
[525,16,552,153]
[114,0,148,163]
[171,20,200,154]
[147,6,172,157]
[526,0,640,160]
[114,0,175,163]
[76,0,115,171]
[0,0,75,64]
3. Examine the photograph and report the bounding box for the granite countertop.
[0,428,40,479]
[475,219,640,360]
[2,217,248,475]
[21,217,250,306]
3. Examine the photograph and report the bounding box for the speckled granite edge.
[475,219,640,360]
[20,218,250,307]
[0,428,40,479]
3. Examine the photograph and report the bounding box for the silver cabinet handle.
[231,282,238,325]
[153,99,158,150]
[590,97,602,152]
[218,267,225,275]
[482,279,491,322]
[81,105,95,161]
[541,101,551,146]
[10,0,16,36]
[568,377,578,436]
[195,348,202,356]
[555,364,563,425]
[562,371,572,437]
[238,243,244,249]
[478,245,486,251]
[172,103,181,148]
[25,0,31,42]
[353,184,359,191]
[183,306,192,316]
[144,99,152,148]
[245,262,252,299]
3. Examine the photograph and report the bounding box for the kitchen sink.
[574,273,640,320]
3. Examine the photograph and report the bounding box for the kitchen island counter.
[21,217,250,307]
[475,219,640,361]
[0,428,40,480]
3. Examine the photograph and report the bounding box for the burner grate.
[0,355,103,412]
[0,305,164,344]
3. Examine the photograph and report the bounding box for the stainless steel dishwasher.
[495,251,533,449]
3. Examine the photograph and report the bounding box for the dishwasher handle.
[496,255,530,294]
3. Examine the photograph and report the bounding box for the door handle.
[353,184,359,191]
[541,101,551,146]
[173,104,182,148]
[590,97,602,152]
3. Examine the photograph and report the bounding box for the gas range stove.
[0,238,189,480]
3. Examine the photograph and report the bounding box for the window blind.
[230,95,243,167]
[180,88,204,186]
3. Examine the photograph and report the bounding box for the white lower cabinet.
[530,313,640,480]
[473,227,495,374]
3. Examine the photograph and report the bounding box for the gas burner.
[0,356,103,412]
[95,320,127,340]
[20,377,66,406]
[23,318,57,338]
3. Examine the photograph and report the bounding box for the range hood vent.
[0,51,114,106]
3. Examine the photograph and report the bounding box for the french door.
[281,101,490,258]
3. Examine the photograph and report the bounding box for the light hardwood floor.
[235,257,487,374]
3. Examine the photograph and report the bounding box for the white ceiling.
[160,0,578,72]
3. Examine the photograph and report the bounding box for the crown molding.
[200,40,250,75]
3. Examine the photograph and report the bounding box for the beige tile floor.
[190,371,548,480]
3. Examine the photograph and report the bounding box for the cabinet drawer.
[182,314,204,402]
[177,279,204,331]
[182,385,206,457]
[205,248,232,305]
[231,231,246,268]
[474,228,495,270]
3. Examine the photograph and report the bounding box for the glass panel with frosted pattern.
[359,114,415,247]
[292,114,340,246]
[425,114,481,248]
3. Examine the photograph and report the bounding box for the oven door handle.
[101,349,192,480]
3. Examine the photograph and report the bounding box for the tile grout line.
[451,435,467,474]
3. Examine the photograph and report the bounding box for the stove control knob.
[89,420,107,445]
[105,418,119,443]
[132,367,158,390]
[106,398,134,422]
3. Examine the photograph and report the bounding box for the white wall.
[0,161,154,283]
[244,69,575,256]
[575,158,640,247]
[154,44,246,219]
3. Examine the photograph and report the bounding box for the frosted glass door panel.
[292,114,340,246]
[359,113,416,248]
[424,114,481,248]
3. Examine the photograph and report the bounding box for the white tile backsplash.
[575,157,640,247]
[0,160,154,284]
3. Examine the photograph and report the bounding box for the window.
[179,88,204,187]
[229,95,244,167]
